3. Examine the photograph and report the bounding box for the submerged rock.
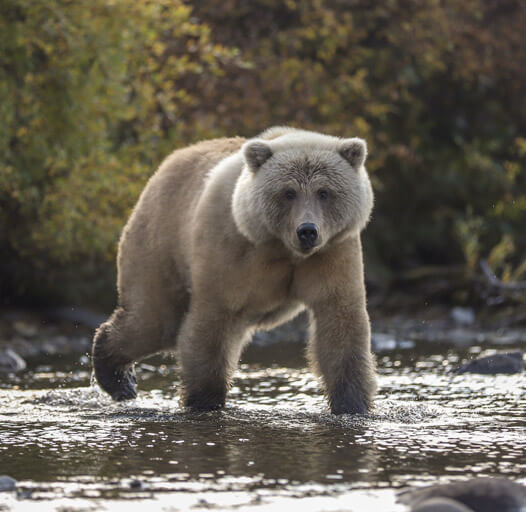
[0,348,26,373]
[454,351,524,375]
[0,475,17,492]
[399,477,526,512]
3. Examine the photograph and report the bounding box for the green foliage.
[194,0,525,277]
[0,0,239,305]
[1,0,524,306]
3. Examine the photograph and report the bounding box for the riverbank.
[1,302,524,372]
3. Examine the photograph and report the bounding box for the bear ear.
[243,140,273,172]
[339,138,367,170]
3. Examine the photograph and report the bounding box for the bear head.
[232,128,374,258]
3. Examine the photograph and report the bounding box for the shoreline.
[1,304,524,372]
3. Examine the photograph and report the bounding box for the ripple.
[0,344,524,511]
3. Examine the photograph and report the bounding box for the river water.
[0,338,524,511]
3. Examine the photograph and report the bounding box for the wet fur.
[92,128,377,414]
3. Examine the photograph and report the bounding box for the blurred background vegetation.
[1,0,524,311]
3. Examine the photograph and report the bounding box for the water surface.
[0,340,524,511]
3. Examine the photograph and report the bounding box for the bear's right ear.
[243,140,273,172]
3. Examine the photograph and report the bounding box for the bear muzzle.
[296,222,320,251]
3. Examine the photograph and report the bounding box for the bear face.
[232,129,374,257]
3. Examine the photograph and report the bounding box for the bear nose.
[296,223,319,249]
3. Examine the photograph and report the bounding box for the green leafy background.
[1,0,524,309]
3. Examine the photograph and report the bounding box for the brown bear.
[92,127,377,414]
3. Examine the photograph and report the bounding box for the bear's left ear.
[243,140,273,172]
[339,138,367,170]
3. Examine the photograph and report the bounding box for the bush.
[192,0,525,278]
[0,0,240,306]
[1,0,524,307]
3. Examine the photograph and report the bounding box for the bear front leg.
[308,302,377,415]
[177,305,246,411]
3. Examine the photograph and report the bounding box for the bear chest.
[226,255,296,323]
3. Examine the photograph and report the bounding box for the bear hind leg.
[92,316,138,401]
[92,307,162,401]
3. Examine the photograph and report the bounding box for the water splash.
[0,343,524,512]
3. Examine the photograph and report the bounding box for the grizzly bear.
[92,127,376,414]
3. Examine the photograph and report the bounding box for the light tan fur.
[92,127,377,414]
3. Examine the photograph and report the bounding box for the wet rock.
[42,335,70,356]
[405,328,483,348]
[7,334,91,359]
[454,352,523,375]
[12,320,38,338]
[69,336,91,353]
[398,477,526,512]
[8,337,40,358]
[0,349,26,373]
[129,479,142,489]
[443,329,483,347]
[372,332,397,351]
[486,331,525,345]
[450,307,475,326]
[372,332,415,351]
[411,497,474,512]
[0,476,17,492]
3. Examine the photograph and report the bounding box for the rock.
[8,338,40,358]
[398,477,526,512]
[42,336,69,356]
[454,352,523,375]
[372,332,415,351]
[486,331,525,345]
[12,320,38,338]
[0,349,27,373]
[372,332,397,351]
[69,336,91,353]
[450,307,475,326]
[411,497,474,512]
[129,479,142,489]
[0,476,17,492]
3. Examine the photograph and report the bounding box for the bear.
[92,126,377,415]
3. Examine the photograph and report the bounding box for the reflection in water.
[0,342,524,511]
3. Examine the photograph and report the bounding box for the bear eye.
[284,189,296,200]
[317,189,329,200]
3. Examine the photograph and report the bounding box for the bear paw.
[183,391,226,412]
[93,356,137,401]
